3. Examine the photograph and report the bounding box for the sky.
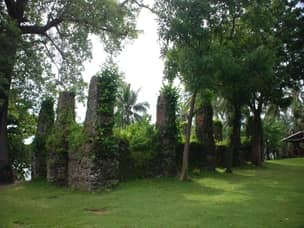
[77,1,164,123]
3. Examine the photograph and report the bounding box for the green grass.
[1,158,304,228]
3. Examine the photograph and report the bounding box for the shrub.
[115,118,158,170]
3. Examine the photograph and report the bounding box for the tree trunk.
[0,91,12,183]
[251,112,263,166]
[0,27,19,183]
[180,92,196,181]
[230,104,242,168]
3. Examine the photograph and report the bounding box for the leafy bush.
[68,123,86,155]
[263,116,288,153]
[114,118,158,169]
[215,139,229,147]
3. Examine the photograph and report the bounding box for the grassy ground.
[1,158,304,228]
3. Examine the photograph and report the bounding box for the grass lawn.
[1,158,304,228]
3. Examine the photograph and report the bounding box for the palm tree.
[115,83,150,127]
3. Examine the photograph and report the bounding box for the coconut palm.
[115,83,150,127]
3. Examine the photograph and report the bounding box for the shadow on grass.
[1,158,303,227]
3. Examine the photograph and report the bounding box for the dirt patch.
[13,220,27,227]
[84,208,111,215]
[46,195,59,199]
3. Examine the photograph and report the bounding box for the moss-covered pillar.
[156,86,178,176]
[47,92,75,186]
[70,70,119,190]
[32,98,54,179]
[195,97,216,171]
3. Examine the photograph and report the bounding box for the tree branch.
[44,33,65,59]
[4,0,17,18]
[16,0,27,22]
[43,43,60,72]
[19,17,63,35]
[120,0,156,14]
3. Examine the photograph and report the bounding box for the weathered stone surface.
[69,76,119,191]
[84,76,100,138]
[195,101,216,171]
[156,93,177,176]
[32,98,54,179]
[68,144,95,190]
[47,91,75,186]
[156,94,168,127]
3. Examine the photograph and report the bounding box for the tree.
[263,115,288,160]
[0,0,143,182]
[115,83,150,127]
[7,91,36,180]
[155,0,220,180]
[239,0,293,165]
[214,0,300,166]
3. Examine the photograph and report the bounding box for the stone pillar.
[47,91,75,186]
[32,98,54,179]
[69,76,118,190]
[156,93,177,176]
[195,100,216,171]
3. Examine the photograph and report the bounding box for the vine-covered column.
[195,92,216,171]
[156,85,178,176]
[69,65,119,190]
[32,98,54,179]
[47,92,75,186]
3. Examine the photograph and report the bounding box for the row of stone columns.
[32,76,119,190]
[32,78,217,189]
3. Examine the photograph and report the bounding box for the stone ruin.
[32,98,54,179]
[156,92,177,176]
[36,77,179,190]
[47,92,75,186]
[195,101,216,171]
[69,76,119,191]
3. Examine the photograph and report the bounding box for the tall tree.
[215,0,301,166]
[155,0,219,180]
[0,0,143,182]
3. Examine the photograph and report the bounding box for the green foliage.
[241,136,251,146]
[32,98,55,157]
[68,123,85,155]
[7,93,37,179]
[263,116,288,152]
[94,63,120,159]
[115,118,158,168]
[156,0,217,92]
[46,93,75,155]
[216,139,229,147]
[191,168,201,176]
[159,84,179,141]
[1,0,141,103]
[115,82,150,128]
[8,133,31,180]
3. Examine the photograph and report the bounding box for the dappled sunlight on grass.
[0,158,303,227]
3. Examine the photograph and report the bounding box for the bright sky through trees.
[78,1,163,123]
